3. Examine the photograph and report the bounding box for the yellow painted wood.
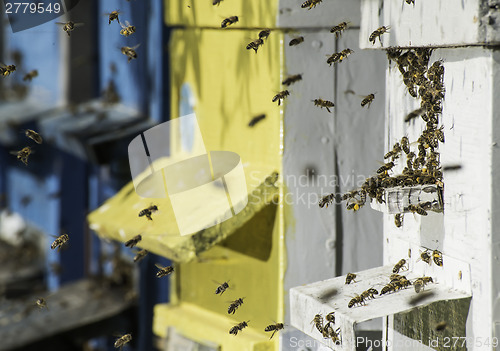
[165,0,278,29]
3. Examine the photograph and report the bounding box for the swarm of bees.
[369,26,390,45]
[138,204,158,221]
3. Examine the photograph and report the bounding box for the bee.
[272,90,290,106]
[105,10,121,24]
[221,16,238,28]
[326,52,342,66]
[125,234,142,248]
[319,193,335,208]
[301,0,322,9]
[404,108,425,123]
[229,321,249,335]
[414,276,433,293]
[0,63,16,76]
[330,21,349,38]
[120,21,136,37]
[418,249,432,264]
[215,281,230,295]
[213,0,223,5]
[133,249,148,263]
[155,263,174,277]
[377,162,394,174]
[264,323,284,340]
[393,259,407,273]
[259,29,271,40]
[248,114,266,127]
[361,288,379,300]
[51,234,69,251]
[395,213,403,227]
[401,136,410,154]
[348,294,365,308]
[384,142,402,160]
[22,70,38,82]
[56,21,84,36]
[246,38,264,53]
[114,334,132,349]
[361,93,375,108]
[313,99,335,113]
[380,283,396,295]
[345,272,357,284]
[289,36,304,46]
[432,249,443,266]
[23,129,43,144]
[435,125,445,143]
[458,271,462,280]
[386,47,402,63]
[121,44,140,62]
[227,297,244,314]
[282,74,302,86]
[325,312,335,324]
[36,297,47,310]
[138,204,158,220]
[369,26,390,45]
[328,327,342,344]
[435,321,447,331]
[405,204,428,216]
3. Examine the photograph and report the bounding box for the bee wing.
[55,22,66,25]
[73,22,85,27]
[131,43,141,50]
[154,263,165,270]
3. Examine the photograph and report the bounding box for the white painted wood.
[370,185,442,214]
[360,0,500,49]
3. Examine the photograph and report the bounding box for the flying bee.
[22,70,38,82]
[313,98,334,113]
[319,193,335,208]
[414,276,433,293]
[213,0,223,5]
[155,263,174,278]
[326,52,342,66]
[114,334,132,350]
[120,21,136,37]
[227,297,244,314]
[393,259,407,273]
[369,26,390,45]
[330,21,349,38]
[395,213,403,227]
[0,63,16,76]
[432,249,443,266]
[361,93,375,108]
[221,16,238,28]
[348,294,365,308]
[51,234,69,251]
[138,204,158,221]
[36,297,47,310]
[384,142,402,160]
[345,272,357,284]
[121,44,140,62]
[229,321,249,335]
[265,323,284,339]
[23,129,43,144]
[405,204,428,216]
[125,234,142,248]
[246,38,264,53]
[248,114,266,127]
[405,0,416,5]
[105,10,121,24]
[377,161,394,174]
[282,74,302,86]
[289,36,304,46]
[56,21,84,36]
[259,29,271,40]
[404,108,425,123]
[133,249,148,263]
[301,0,322,9]
[272,90,290,106]
[215,281,230,295]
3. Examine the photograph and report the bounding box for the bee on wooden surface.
[311,314,324,333]
[121,44,140,62]
[330,21,349,38]
[155,263,174,278]
[51,234,69,251]
[369,26,390,45]
[361,288,379,300]
[405,204,428,216]
[0,63,16,76]
[23,129,43,144]
[319,193,335,208]
[289,36,304,46]
[435,125,445,143]
[386,47,402,63]
[213,0,223,5]
[325,312,335,324]
[248,114,266,127]
[394,276,412,289]
[56,21,84,36]
[272,90,290,106]
[125,234,142,248]
[418,249,432,264]
[328,327,342,344]
[229,321,249,335]
[227,297,244,314]
[348,294,365,308]
[361,93,375,108]
[221,16,238,28]
[380,283,396,295]
[408,86,418,98]
[432,249,443,266]
[133,249,148,263]
[259,29,271,40]
[22,70,38,82]
[114,334,132,349]
[345,272,357,284]
[282,74,302,86]
[215,281,230,295]
[246,38,264,53]
[377,162,394,174]
[395,213,403,227]
[414,276,433,293]
[404,108,425,123]
[105,10,121,25]
[138,204,158,221]
[264,323,284,339]
[393,259,407,273]
[313,98,334,113]
[401,136,410,154]
[120,21,136,37]
[301,0,322,10]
